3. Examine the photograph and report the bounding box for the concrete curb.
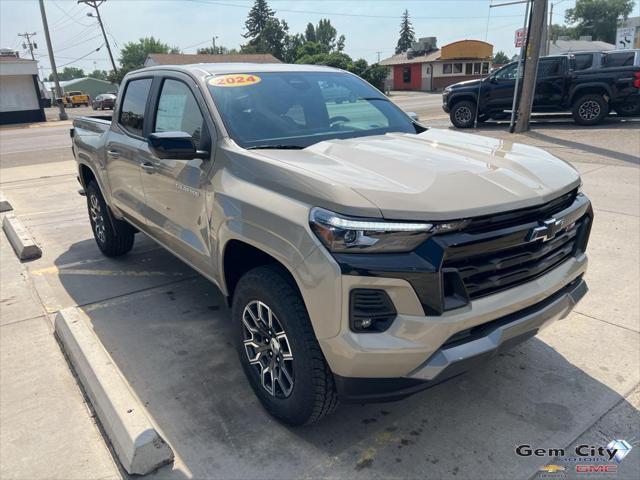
[54,308,174,475]
[2,214,41,260]
[0,192,12,212]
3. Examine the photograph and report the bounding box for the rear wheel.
[86,181,135,257]
[450,100,476,128]
[572,94,608,125]
[232,265,338,425]
[613,103,640,117]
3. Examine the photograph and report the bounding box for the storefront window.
[482,62,489,74]
[443,63,452,74]
[465,63,473,75]
[453,63,463,74]
[474,63,481,74]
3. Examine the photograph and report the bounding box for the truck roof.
[141,62,341,76]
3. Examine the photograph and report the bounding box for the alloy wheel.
[578,100,601,121]
[242,300,294,398]
[455,106,473,125]
[89,194,106,244]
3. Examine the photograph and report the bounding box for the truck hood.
[255,129,581,221]
[446,78,482,90]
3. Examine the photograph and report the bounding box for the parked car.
[64,91,90,108]
[92,93,116,110]
[443,53,640,127]
[72,64,592,425]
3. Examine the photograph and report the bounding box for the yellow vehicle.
[64,91,90,107]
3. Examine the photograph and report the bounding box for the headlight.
[309,207,434,253]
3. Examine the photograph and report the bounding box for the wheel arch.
[570,83,611,105]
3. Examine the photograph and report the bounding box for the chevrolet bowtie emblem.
[527,218,564,242]
[539,465,565,473]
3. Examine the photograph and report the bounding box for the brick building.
[380,38,493,92]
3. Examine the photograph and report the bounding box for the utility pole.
[546,2,554,56]
[78,1,118,74]
[18,32,37,60]
[376,51,382,63]
[515,0,547,133]
[38,0,67,121]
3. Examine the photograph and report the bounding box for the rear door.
[138,73,216,273]
[105,76,153,227]
[533,57,566,108]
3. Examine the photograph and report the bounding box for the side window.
[573,54,593,70]
[154,79,206,149]
[119,78,152,137]
[494,63,517,80]
[603,52,634,67]
[538,59,561,77]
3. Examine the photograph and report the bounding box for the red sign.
[575,465,618,473]
[515,27,527,48]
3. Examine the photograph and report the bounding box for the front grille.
[443,217,586,300]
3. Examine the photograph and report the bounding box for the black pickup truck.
[443,50,640,127]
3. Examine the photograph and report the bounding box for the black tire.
[92,104,97,111]
[450,100,476,128]
[572,94,608,125]
[85,181,135,257]
[613,103,640,117]
[232,265,338,425]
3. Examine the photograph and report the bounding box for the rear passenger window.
[154,79,206,149]
[573,54,593,70]
[119,78,152,137]
[604,52,635,67]
[538,59,561,77]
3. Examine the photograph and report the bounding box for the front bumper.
[334,275,587,403]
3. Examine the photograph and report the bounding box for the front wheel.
[86,181,135,257]
[572,94,608,125]
[450,100,476,128]
[232,265,338,425]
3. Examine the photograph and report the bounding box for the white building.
[0,56,45,124]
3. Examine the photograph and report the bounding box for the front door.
[483,62,519,111]
[105,77,153,226]
[139,75,216,273]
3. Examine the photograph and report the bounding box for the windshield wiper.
[246,144,305,150]
[358,97,391,102]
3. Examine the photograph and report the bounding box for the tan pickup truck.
[71,63,592,425]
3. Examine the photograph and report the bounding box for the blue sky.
[0,0,617,76]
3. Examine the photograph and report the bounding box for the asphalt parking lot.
[1,97,639,479]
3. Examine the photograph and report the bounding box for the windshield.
[207,71,416,149]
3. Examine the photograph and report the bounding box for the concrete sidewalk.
[0,196,120,478]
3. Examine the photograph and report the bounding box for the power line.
[56,44,105,68]
[78,1,118,74]
[18,32,38,60]
[187,0,524,19]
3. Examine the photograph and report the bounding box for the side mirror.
[407,111,420,121]
[148,132,208,160]
[489,76,498,84]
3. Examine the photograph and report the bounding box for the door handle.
[106,149,121,158]
[140,162,156,174]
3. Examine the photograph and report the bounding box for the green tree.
[283,33,305,63]
[243,0,275,39]
[304,22,316,42]
[88,69,109,81]
[492,51,510,64]
[360,64,388,91]
[564,0,635,43]
[112,36,171,83]
[197,45,239,55]
[49,66,85,81]
[549,23,578,40]
[395,9,416,54]
[315,19,341,52]
[242,17,290,60]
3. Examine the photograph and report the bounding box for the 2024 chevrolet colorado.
[71,63,592,425]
